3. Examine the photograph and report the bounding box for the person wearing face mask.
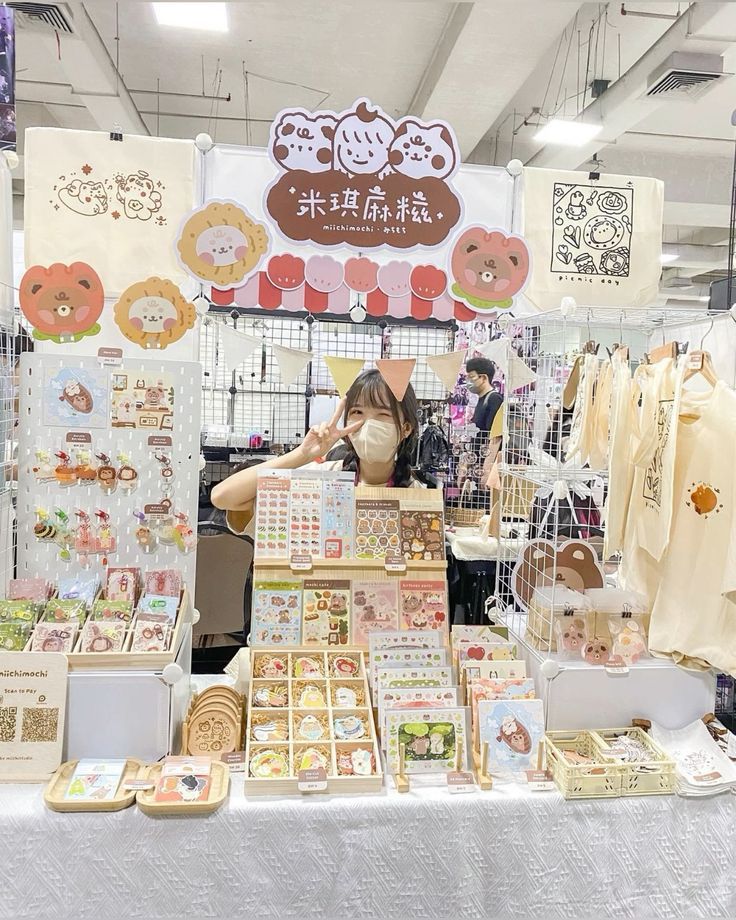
[212,369,425,535]
[465,357,503,435]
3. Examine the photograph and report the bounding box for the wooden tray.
[44,758,145,812]
[136,760,230,816]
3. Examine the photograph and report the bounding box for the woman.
[212,369,424,529]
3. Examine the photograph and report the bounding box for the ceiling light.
[660,252,679,264]
[152,3,228,31]
[534,119,602,147]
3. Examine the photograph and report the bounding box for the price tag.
[446,770,476,794]
[66,432,92,445]
[121,779,156,791]
[97,347,123,367]
[148,435,173,448]
[604,656,630,676]
[693,771,723,784]
[290,554,313,572]
[384,554,407,574]
[221,751,246,773]
[298,767,327,792]
[144,502,172,521]
[525,770,555,792]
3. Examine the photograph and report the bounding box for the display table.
[3,775,735,919]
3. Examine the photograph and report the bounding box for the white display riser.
[514,634,716,731]
[63,625,192,762]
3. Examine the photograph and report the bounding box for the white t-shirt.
[644,381,736,674]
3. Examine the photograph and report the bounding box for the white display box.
[63,625,192,762]
[513,627,716,731]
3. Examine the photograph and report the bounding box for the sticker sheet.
[43,367,109,429]
[251,581,302,647]
[254,474,290,558]
[64,759,126,802]
[477,699,545,779]
[399,506,445,561]
[455,640,518,664]
[351,581,399,646]
[460,660,528,683]
[399,580,448,633]
[322,474,354,558]
[302,579,351,646]
[378,686,460,747]
[288,475,323,558]
[386,708,469,774]
[369,647,448,691]
[374,666,455,692]
[355,499,400,559]
[110,371,174,431]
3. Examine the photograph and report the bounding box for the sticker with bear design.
[113,278,197,351]
[110,372,174,431]
[266,97,462,250]
[302,580,351,647]
[477,699,545,779]
[351,582,399,646]
[399,580,448,634]
[399,506,445,562]
[44,366,109,429]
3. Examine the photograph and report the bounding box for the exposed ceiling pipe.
[620,4,679,21]
[527,1,729,170]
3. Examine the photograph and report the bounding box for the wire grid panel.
[386,324,454,401]
[310,319,383,392]
[16,354,201,592]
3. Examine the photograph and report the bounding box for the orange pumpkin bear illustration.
[450,227,530,312]
[20,262,104,343]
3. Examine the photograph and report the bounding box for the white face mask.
[350,418,401,464]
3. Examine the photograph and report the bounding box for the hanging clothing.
[565,353,598,465]
[603,354,635,558]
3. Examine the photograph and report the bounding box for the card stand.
[244,648,382,795]
[136,760,230,816]
[590,727,676,797]
[474,743,493,791]
[44,758,145,813]
[543,731,623,799]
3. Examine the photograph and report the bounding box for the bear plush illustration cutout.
[450,227,530,312]
[511,538,605,609]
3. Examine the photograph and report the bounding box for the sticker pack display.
[154,757,212,803]
[322,474,354,558]
[44,367,109,429]
[355,499,400,560]
[64,759,127,802]
[110,372,174,431]
[386,708,469,774]
[399,581,448,633]
[455,640,518,664]
[378,686,460,746]
[302,580,351,646]
[254,475,290,558]
[369,647,448,691]
[375,666,455,691]
[399,507,445,562]
[351,582,399,645]
[477,699,545,779]
[289,476,323,558]
[252,581,302,646]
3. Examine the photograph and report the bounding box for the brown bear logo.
[511,538,604,609]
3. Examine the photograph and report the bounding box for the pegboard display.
[16,354,201,592]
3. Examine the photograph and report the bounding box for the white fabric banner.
[24,128,198,297]
[521,167,663,312]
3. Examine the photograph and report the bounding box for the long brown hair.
[338,369,419,487]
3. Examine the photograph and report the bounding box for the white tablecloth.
[2,776,735,919]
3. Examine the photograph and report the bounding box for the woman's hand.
[297,398,363,463]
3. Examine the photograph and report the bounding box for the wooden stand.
[44,758,145,812]
[474,742,493,790]
[395,742,410,793]
[136,760,230,816]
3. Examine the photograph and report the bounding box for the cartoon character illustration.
[271,111,336,172]
[388,119,458,180]
[177,201,269,289]
[450,227,530,312]
[496,715,532,755]
[612,623,647,665]
[57,179,108,216]
[564,190,587,220]
[60,380,93,414]
[329,592,348,615]
[114,396,137,425]
[113,278,196,350]
[582,215,625,250]
[599,247,630,276]
[687,482,721,517]
[144,385,168,409]
[333,100,394,177]
[582,639,611,666]
[20,261,104,343]
[115,170,162,221]
[429,730,445,755]
[559,616,587,654]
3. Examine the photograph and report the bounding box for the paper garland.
[376,358,416,401]
[271,343,313,387]
[426,349,466,393]
[218,324,262,371]
[478,338,537,392]
[324,356,365,397]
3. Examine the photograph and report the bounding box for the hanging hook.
[700,316,715,350]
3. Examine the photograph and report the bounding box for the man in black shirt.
[466,357,503,434]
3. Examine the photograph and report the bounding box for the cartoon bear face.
[388,120,457,180]
[20,262,105,339]
[512,539,604,609]
[58,179,108,216]
[582,215,624,250]
[195,225,249,267]
[116,170,162,221]
[450,228,530,310]
[128,296,178,334]
[333,101,394,176]
[353,591,366,607]
[61,381,93,414]
[402,593,422,613]
[582,639,611,666]
[560,617,587,652]
[144,386,167,408]
[330,593,347,612]
[272,112,336,172]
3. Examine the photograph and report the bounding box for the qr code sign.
[0,706,17,742]
[21,707,59,743]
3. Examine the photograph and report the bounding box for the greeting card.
[369,647,448,691]
[399,580,448,633]
[399,506,445,561]
[289,475,323,558]
[386,708,469,774]
[378,686,460,747]
[323,474,355,558]
[351,581,399,646]
[254,473,290,558]
[451,624,510,642]
[110,371,174,431]
[355,499,400,560]
[368,630,442,654]
[302,579,350,646]
[460,660,528,683]
[252,581,302,646]
[477,699,545,779]
[64,759,126,802]
[469,679,536,746]
[375,666,455,692]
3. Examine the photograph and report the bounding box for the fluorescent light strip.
[152,3,228,32]
[660,253,679,264]
[534,119,602,147]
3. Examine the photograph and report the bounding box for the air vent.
[7,2,73,33]
[646,52,725,100]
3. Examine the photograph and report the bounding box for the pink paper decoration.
[377,260,412,298]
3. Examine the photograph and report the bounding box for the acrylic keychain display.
[74,447,98,484]
[74,510,95,566]
[117,452,139,493]
[32,450,55,483]
[95,510,117,559]
[54,451,78,487]
[134,511,158,554]
[35,508,74,562]
[96,453,117,494]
